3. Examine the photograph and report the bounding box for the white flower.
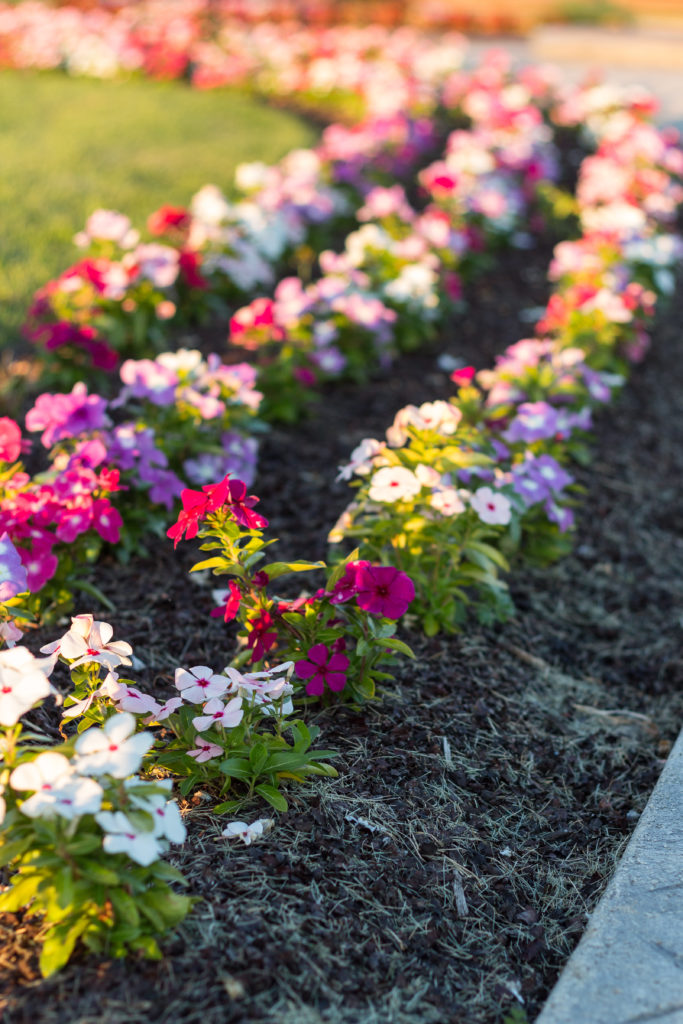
[470,487,512,526]
[192,695,244,733]
[127,779,186,845]
[0,646,54,726]
[96,810,163,866]
[430,488,466,517]
[369,466,422,503]
[74,713,154,778]
[41,614,132,671]
[336,437,386,482]
[10,752,103,820]
[222,818,274,845]
[175,665,229,704]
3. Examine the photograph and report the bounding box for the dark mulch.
[2,241,682,1024]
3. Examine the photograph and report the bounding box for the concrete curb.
[536,728,683,1024]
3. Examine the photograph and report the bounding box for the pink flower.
[192,695,243,732]
[470,487,512,526]
[92,499,122,543]
[187,740,223,763]
[295,643,349,696]
[329,560,371,604]
[355,565,415,620]
[246,610,278,663]
[0,418,22,463]
[175,665,228,703]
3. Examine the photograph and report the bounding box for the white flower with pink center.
[0,646,55,727]
[470,487,512,526]
[368,466,422,503]
[430,488,466,517]
[336,437,386,481]
[95,810,163,866]
[127,778,186,845]
[41,614,132,671]
[10,752,103,820]
[73,713,154,778]
[187,740,223,763]
[222,818,274,845]
[175,665,228,704]
[192,695,244,733]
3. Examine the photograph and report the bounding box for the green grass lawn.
[0,70,318,352]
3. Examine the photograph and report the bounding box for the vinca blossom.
[175,665,228,703]
[10,752,103,820]
[95,809,164,866]
[222,819,274,845]
[0,532,28,602]
[0,646,55,726]
[41,614,132,670]
[368,466,422,503]
[73,713,154,778]
[295,643,349,696]
[355,565,416,620]
[470,487,512,526]
[192,695,244,732]
[126,778,186,845]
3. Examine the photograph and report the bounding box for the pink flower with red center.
[295,643,349,696]
[469,487,512,526]
[355,565,415,620]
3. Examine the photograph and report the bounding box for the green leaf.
[379,637,415,658]
[0,871,42,912]
[218,757,252,781]
[110,888,140,927]
[80,861,121,887]
[0,835,33,867]
[463,540,510,571]
[190,557,228,572]
[260,560,325,580]
[39,917,90,977]
[255,783,288,812]
[248,742,269,776]
[213,799,243,815]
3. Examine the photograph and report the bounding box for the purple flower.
[504,401,560,444]
[546,500,575,532]
[118,359,178,406]
[295,643,349,696]
[138,465,184,509]
[0,532,28,602]
[25,384,109,448]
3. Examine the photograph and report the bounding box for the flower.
[0,646,54,726]
[222,818,273,845]
[127,778,186,844]
[355,565,415,619]
[166,487,209,547]
[0,418,22,463]
[245,610,278,663]
[210,580,242,622]
[95,810,163,866]
[187,740,223,763]
[175,665,228,703]
[41,614,132,670]
[295,643,349,696]
[0,532,28,602]
[11,752,103,820]
[470,487,512,526]
[74,713,154,778]
[192,695,244,732]
[368,466,422,503]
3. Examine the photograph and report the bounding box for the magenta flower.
[355,565,415,620]
[295,643,349,696]
[329,559,370,604]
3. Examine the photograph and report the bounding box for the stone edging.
[536,726,683,1024]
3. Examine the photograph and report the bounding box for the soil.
[1,239,682,1024]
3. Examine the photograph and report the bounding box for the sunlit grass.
[0,70,317,351]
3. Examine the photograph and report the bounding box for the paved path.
[466,37,683,130]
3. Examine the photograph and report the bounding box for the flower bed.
[0,6,682,1016]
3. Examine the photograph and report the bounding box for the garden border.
[536,724,683,1024]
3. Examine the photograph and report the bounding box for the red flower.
[147,205,191,237]
[355,565,415,620]
[0,418,22,463]
[210,580,242,623]
[166,488,208,547]
[246,609,278,663]
[295,643,349,696]
[450,365,476,387]
[179,250,209,290]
